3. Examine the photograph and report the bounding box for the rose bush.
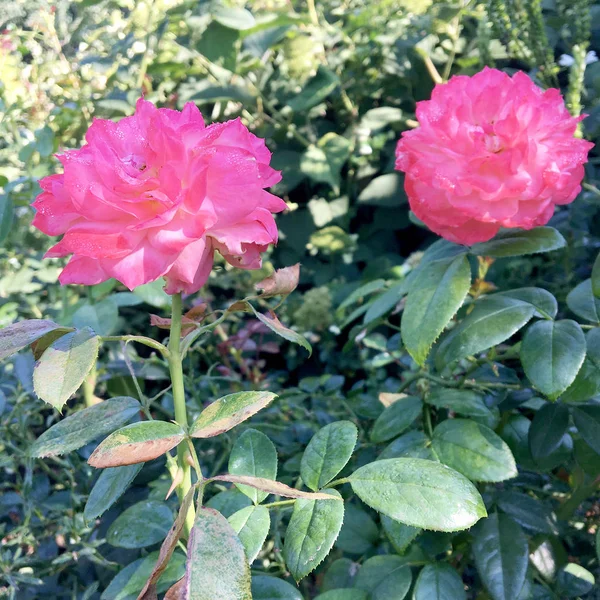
[395,67,594,244]
[33,99,285,294]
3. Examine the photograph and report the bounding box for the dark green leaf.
[0,193,14,244]
[84,464,143,520]
[381,515,421,554]
[561,328,600,402]
[249,306,312,355]
[349,458,487,531]
[88,421,185,468]
[363,281,407,325]
[229,428,277,503]
[378,430,434,461]
[413,563,466,600]
[353,555,412,600]
[33,327,100,410]
[555,564,595,597]
[314,591,367,600]
[228,505,271,563]
[432,419,517,482]
[566,279,600,323]
[107,500,173,549]
[322,558,359,590]
[426,388,495,421]
[300,133,351,193]
[186,507,252,599]
[436,296,535,368]
[284,490,344,581]
[30,396,140,457]
[402,255,471,366]
[287,66,339,112]
[528,403,570,459]
[72,298,119,337]
[469,227,565,257]
[521,320,586,399]
[251,575,303,600]
[495,288,558,319]
[190,391,277,438]
[571,405,600,454]
[301,421,357,491]
[473,513,528,600]
[335,504,378,554]
[370,396,422,443]
[0,319,70,360]
[496,491,558,534]
[592,252,600,298]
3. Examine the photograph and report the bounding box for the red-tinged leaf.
[0,319,73,360]
[211,475,343,500]
[137,486,197,600]
[88,421,185,468]
[164,578,186,600]
[189,391,277,438]
[249,305,312,355]
[185,508,252,600]
[256,264,300,298]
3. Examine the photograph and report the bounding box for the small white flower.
[586,50,598,64]
[559,54,575,67]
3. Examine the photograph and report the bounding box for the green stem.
[82,363,97,407]
[101,335,170,358]
[168,293,195,535]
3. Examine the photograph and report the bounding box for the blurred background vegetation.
[1,0,600,598]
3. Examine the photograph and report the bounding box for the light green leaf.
[469,227,566,257]
[33,327,100,411]
[473,513,528,600]
[353,555,412,600]
[107,500,173,549]
[228,505,271,563]
[249,305,312,355]
[88,421,185,468]
[349,458,487,531]
[520,320,586,399]
[229,428,278,503]
[315,591,367,600]
[413,563,466,600]
[381,516,421,554]
[212,4,256,30]
[30,396,140,457]
[72,298,119,337]
[133,280,170,308]
[300,133,351,193]
[402,255,471,366]
[84,464,143,521]
[528,403,570,459]
[566,279,600,323]
[186,507,252,599]
[495,287,558,319]
[301,421,357,491]
[357,173,406,207]
[0,193,14,244]
[562,328,600,402]
[432,419,517,482]
[370,396,422,443]
[436,296,535,368]
[287,66,339,112]
[284,490,344,581]
[363,281,407,325]
[190,391,277,438]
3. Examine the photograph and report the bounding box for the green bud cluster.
[293,286,333,333]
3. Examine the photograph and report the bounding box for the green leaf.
[426,388,496,421]
[472,513,528,600]
[357,173,406,207]
[402,255,471,366]
[287,65,339,112]
[556,564,595,598]
[413,564,466,600]
[30,396,140,457]
[592,252,600,298]
[284,490,344,581]
[300,133,351,193]
[353,555,412,600]
[206,490,252,518]
[322,558,359,590]
[566,279,600,323]
[33,327,100,410]
[378,430,434,461]
[315,592,367,600]
[528,403,570,459]
[370,396,422,443]
[88,421,185,468]
[561,328,600,402]
[249,305,312,355]
[301,421,357,491]
[107,500,173,549]
[212,4,256,30]
[349,458,487,531]
[251,575,303,600]
[228,505,271,563]
[0,319,71,360]
[432,419,517,482]
[196,21,239,71]
[133,280,170,308]
[436,296,535,368]
[495,288,558,319]
[72,298,119,337]
[521,320,586,399]
[186,507,252,600]
[469,227,566,257]
[496,491,558,535]
[84,464,143,521]
[571,405,600,454]
[229,428,278,503]
[190,391,277,438]
[0,193,14,244]
[335,504,379,554]
[363,281,407,325]
[360,106,403,132]
[381,515,421,554]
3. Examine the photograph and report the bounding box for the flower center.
[122,153,147,171]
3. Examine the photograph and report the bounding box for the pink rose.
[395,67,594,245]
[33,99,285,294]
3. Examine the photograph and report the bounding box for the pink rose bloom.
[395,67,594,245]
[33,98,285,294]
